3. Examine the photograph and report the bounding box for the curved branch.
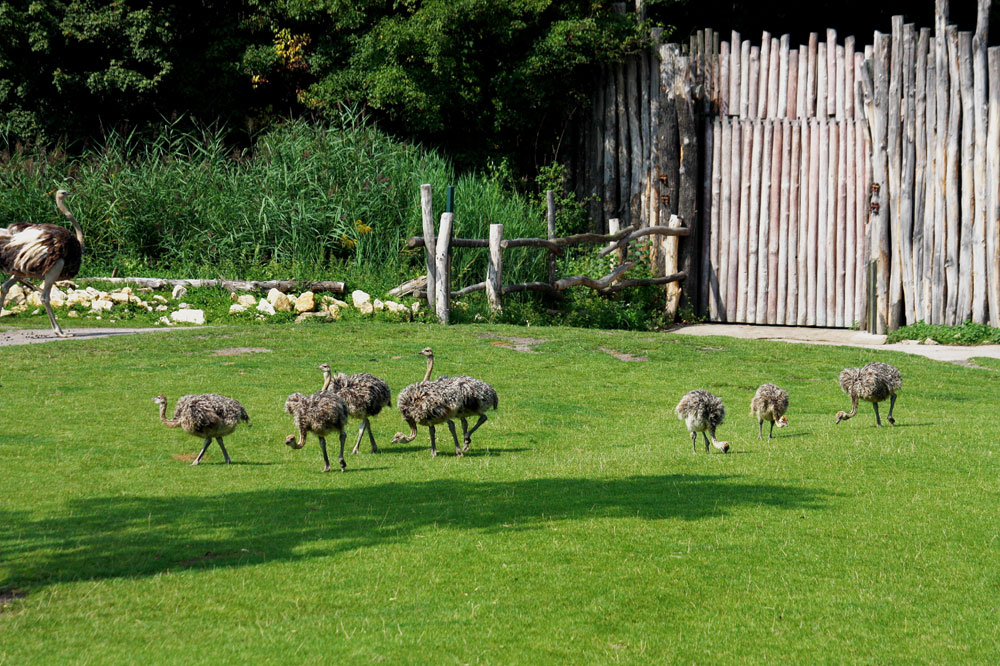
[555,261,635,291]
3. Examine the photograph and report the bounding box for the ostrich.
[391,347,463,456]
[675,389,730,453]
[284,390,349,472]
[437,374,498,452]
[0,190,84,337]
[835,362,902,427]
[318,363,391,454]
[152,394,250,465]
[750,383,789,440]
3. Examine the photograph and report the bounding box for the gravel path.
[0,326,179,346]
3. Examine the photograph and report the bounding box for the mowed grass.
[1,323,998,663]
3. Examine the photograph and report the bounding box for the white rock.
[156,316,172,326]
[177,302,191,309]
[385,300,406,313]
[90,299,114,313]
[257,299,276,316]
[109,291,128,304]
[5,284,25,305]
[86,286,100,297]
[411,302,421,314]
[67,310,79,318]
[237,294,257,307]
[373,298,385,312]
[229,303,247,314]
[351,290,371,308]
[267,288,292,312]
[294,291,316,313]
[152,294,168,303]
[359,302,375,315]
[66,290,91,307]
[27,291,43,307]
[170,309,206,325]
[155,304,169,312]
[295,311,331,323]
[326,304,342,319]
[171,285,187,300]
[923,337,939,345]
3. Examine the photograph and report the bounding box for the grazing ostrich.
[835,362,902,427]
[675,389,730,453]
[437,374,498,452]
[153,394,250,465]
[750,383,789,440]
[0,190,84,337]
[284,391,349,472]
[318,363,391,454]
[391,347,463,456]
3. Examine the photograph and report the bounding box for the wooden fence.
[570,0,999,333]
[406,185,689,324]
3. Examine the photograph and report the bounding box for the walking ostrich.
[835,362,902,427]
[284,391,349,472]
[750,383,789,440]
[0,190,84,337]
[675,389,730,453]
[437,374,498,452]
[318,363,391,454]
[152,394,250,465]
[391,347,463,456]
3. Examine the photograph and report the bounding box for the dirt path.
[0,326,179,347]
[670,323,1000,366]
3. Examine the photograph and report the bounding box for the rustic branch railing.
[409,186,689,323]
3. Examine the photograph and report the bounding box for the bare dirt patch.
[599,347,649,362]
[171,452,199,463]
[210,347,272,356]
[0,588,27,610]
[483,335,547,353]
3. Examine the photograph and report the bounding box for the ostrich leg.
[428,425,438,456]
[0,276,17,312]
[691,430,698,453]
[703,432,712,452]
[351,420,367,454]
[193,437,212,465]
[887,393,897,425]
[365,419,378,453]
[461,414,489,452]
[215,437,232,464]
[41,262,72,337]
[318,436,332,472]
[757,418,764,440]
[447,420,462,456]
[872,402,883,427]
[769,420,775,440]
[338,430,347,471]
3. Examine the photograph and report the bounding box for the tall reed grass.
[0,111,549,293]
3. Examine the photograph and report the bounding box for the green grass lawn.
[1,322,998,663]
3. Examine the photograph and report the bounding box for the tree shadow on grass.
[0,474,831,588]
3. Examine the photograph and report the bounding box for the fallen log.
[599,271,687,294]
[74,277,346,293]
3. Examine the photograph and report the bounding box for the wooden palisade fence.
[407,185,690,324]
[571,0,999,333]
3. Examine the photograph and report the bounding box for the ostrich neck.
[321,371,331,392]
[158,401,180,428]
[422,355,434,382]
[844,396,859,418]
[56,195,85,251]
[400,423,417,442]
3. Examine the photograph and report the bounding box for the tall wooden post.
[546,190,557,284]
[434,212,453,324]
[420,184,436,311]
[487,224,504,314]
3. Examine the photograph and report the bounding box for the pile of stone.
[229,288,420,323]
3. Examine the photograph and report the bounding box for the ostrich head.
[419,347,434,358]
[776,415,789,428]
[391,432,407,443]
[834,411,849,424]
[284,434,304,449]
[152,395,167,407]
[716,440,731,453]
[317,362,331,373]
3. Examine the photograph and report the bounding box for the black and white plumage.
[318,363,391,454]
[153,393,250,465]
[675,389,730,453]
[835,362,902,427]
[750,383,789,440]
[284,390,350,472]
[436,375,498,452]
[392,347,463,456]
[0,190,84,337]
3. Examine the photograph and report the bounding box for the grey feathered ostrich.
[437,374,498,452]
[750,383,789,440]
[675,389,730,453]
[0,190,84,337]
[835,362,902,427]
[318,363,391,454]
[284,391,349,472]
[391,347,463,456]
[153,394,250,465]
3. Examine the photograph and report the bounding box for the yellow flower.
[340,235,356,249]
[355,220,372,234]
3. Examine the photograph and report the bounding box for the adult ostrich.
[0,190,84,337]
[835,362,902,427]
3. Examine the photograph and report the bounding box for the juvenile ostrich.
[750,383,789,440]
[437,374,498,452]
[835,362,902,427]
[284,391,349,472]
[318,363,391,454]
[0,190,84,337]
[391,347,463,456]
[675,389,730,453]
[153,394,250,465]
